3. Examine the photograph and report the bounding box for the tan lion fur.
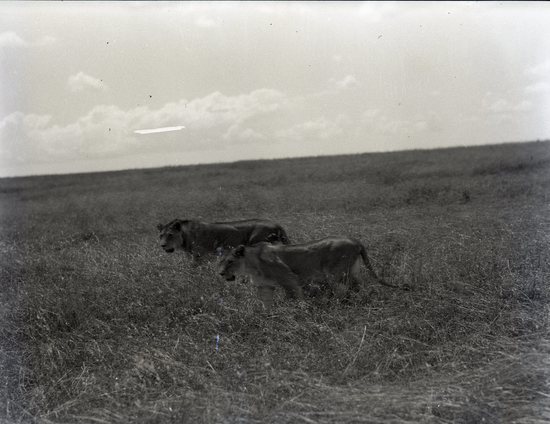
[157,218,289,260]
[218,237,399,308]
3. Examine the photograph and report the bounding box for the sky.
[0,1,549,177]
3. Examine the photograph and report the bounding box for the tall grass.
[1,141,549,423]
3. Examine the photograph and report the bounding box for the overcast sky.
[0,1,549,177]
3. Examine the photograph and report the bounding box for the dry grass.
[1,141,549,423]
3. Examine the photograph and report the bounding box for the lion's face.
[218,245,246,281]
[157,221,185,253]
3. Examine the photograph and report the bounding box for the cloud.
[0,31,56,48]
[67,72,107,93]
[525,60,550,78]
[522,59,550,97]
[330,75,358,90]
[413,121,428,131]
[362,109,380,120]
[356,2,401,23]
[36,35,56,46]
[176,89,284,128]
[0,31,27,48]
[361,108,432,135]
[275,116,347,142]
[0,88,286,165]
[525,81,550,94]
[195,16,218,28]
[223,124,266,143]
[0,112,52,162]
[488,99,532,113]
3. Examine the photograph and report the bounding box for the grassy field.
[1,141,549,423]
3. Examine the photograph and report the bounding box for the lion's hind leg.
[348,258,364,292]
[278,274,303,300]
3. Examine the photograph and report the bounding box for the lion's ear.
[234,245,246,257]
[157,223,163,231]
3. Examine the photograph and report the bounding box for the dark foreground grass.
[1,141,550,423]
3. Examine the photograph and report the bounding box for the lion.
[218,237,400,308]
[157,218,290,260]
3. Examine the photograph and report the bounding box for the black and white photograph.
[1,1,549,422]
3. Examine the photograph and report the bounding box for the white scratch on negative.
[134,125,186,134]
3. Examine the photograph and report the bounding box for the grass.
[1,140,549,423]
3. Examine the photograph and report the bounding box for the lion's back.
[261,237,362,279]
[215,218,289,244]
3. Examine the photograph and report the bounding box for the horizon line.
[1,138,548,180]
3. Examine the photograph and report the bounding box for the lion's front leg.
[278,275,303,300]
[256,283,276,310]
[265,265,302,300]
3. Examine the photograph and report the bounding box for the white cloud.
[0,31,27,48]
[67,72,107,93]
[356,2,401,23]
[331,75,358,90]
[223,124,266,143]
[0,31,56,48]
[488,99,508,113]
[36,35,56,46]
[488,99,532,113]
[276,116,346,142]
[523,60,550,96]
[0,112,53,162]
[525,81,550,94]
[362,109,380,121]
[525,59,550,78]
[513,100,533,113]
[361,108,432,135]
[180,89,284,128]
[413,121,428,131]
[0,88,286,165]
[195,16,218,28]
[379,118,412,135]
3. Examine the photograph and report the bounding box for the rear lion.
[157,218,290,260]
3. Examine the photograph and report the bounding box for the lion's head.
[157,220,186,253]
[217,245,246,281]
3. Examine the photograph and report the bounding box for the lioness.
[218,237,399,308]
[157,218,289,260]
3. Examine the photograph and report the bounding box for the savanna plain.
[1,141,549,423]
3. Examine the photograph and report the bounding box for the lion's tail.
[359,244,400,289]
